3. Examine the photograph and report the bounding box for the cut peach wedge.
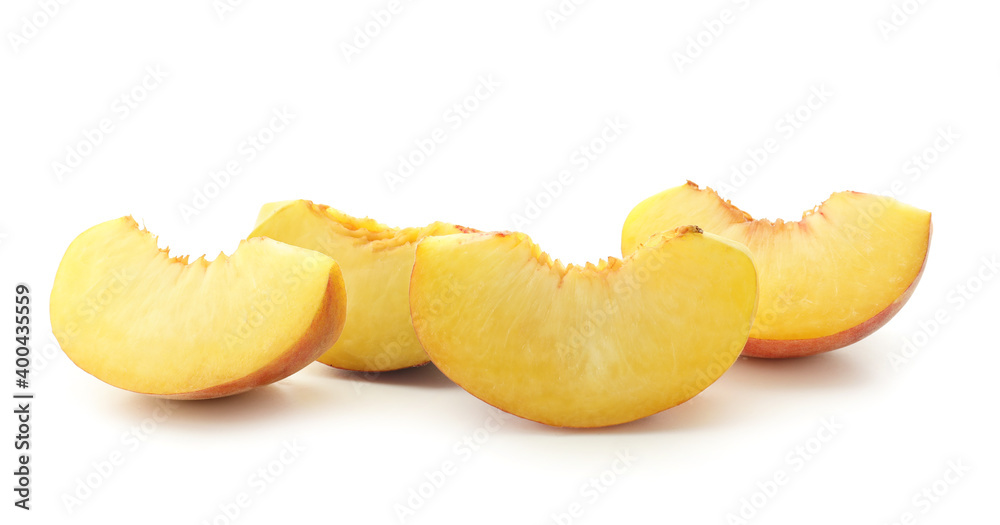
[249,200,475,372]
[409,227,758,428]
[622,182,932,358]
[50,217,346,399]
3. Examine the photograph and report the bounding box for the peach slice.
[409,227,758,428]
[250,200,474,372]
[50,217,346,399]
[621,182,932,358]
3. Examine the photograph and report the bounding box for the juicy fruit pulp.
[250,200,474,372]
[410,227,759,428]
[50,217,347,399]
[622,182,932,357]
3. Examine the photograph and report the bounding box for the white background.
[2,1,998,524]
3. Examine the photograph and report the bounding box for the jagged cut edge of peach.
[490,225,704,278]
[683,180,881,229]
[683,180,754,222]
[126,215,253,269]
[291,200,477,251]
